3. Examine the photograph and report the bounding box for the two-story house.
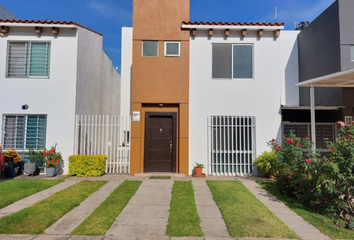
[0,20,121,174]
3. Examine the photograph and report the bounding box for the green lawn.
[207,180,300,239]
[258,181,354,239]
[166,181,203,237]
[71,180,142,236]
[0,179,64,209]
[0,181,107,234]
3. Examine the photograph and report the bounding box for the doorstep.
[134,172,185,177]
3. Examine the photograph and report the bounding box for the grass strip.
[149,176,171,179]
[258,181,354,239]
[0,181,106,234]
[207,180,300,239]
[166,181,203,237]
[0,179,64,209]
[71,180,142,236]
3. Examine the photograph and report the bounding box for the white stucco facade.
[120,27,133,117]
[188,30,299,175]
[0,23,120,174]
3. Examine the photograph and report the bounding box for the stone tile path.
[239,177,331,240]
[192,179,229,237]
[105,179,174,237]
[45,181,123,235]
[0,180,81,220]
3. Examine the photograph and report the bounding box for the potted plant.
[43,144,62,177]
[4,149,22,177]
[194,162,204,175]
[0,147,4,176]
[24,147,44,176]
[254,151,278,179]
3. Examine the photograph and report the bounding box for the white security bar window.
[7,42,51,78]
[2,115,47,150]
[212,44,253,79]
[283,123,335,149]
[208,116,256,176]
[351,45,354,61]
[142,41,158,57]
[165,42,180,57]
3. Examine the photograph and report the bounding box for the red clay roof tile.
[182,21,284,27]
[0,19,102,36]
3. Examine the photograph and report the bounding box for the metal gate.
[208,115,256,176]
[74,115,131,174]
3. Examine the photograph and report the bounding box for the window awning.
[281,106,344,110]
[296,68,354,87]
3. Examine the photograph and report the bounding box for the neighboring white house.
[184,23,299,175]
[0,20,121,174]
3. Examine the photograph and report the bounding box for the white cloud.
[87,0,132,21]
[276,0,335,23]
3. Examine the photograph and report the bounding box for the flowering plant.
[4,149,22,165]
[43,144,62,168]
[0,146,5,172]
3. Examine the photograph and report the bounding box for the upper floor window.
[7,42,51,78]
[165,42,180,57]
[142,41,158,57]
[212,44,253,79]
[351,45,354,61]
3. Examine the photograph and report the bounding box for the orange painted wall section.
[131,0,190,176]
[133,0,190,41]
[131,40,189,103]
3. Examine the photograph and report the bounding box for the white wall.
[75,28,121,115]
[280,31,300,106]
[0,27,78,174]
[189,30,298,175]
[120,27,133,117]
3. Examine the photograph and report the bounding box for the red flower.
[271,138,276,142]
[290,139,294,144]
[47,161,50,165]
[306,159,312,163]
[286,141,290,144]
[55,162,59,165]
[305,136,308,139]
[51,148,55,152]
[297,143,303,147]
[49,152,52,155]
[43,151,47,155]
[276,147,281,151]
[275,144,278,146]
[321,162,324,164]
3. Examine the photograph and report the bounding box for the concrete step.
[134,172,185,177]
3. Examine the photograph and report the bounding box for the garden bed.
[258,181,354,239]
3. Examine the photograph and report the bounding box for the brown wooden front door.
[144,112,177,172]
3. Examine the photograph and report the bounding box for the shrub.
[69,155,106,177]
[254,150,278,177]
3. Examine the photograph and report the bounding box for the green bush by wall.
[69,155,106,177]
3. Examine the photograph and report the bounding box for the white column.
[310,84,316,152]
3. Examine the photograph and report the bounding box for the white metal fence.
[74,115,131,174]
[208,116,256,176]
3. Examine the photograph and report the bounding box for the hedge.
[69,155,106,177]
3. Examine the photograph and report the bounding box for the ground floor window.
[283,123,336,158]
[208,116,255,176]
[2,115,47,163]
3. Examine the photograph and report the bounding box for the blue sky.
[2,0,335,73]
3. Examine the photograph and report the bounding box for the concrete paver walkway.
[45,181,123,235]
[105,179,173,237]
[239,177,331,240]
[192,179,229,237]
[0,180,81,220]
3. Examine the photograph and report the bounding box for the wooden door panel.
[144,112,177,172]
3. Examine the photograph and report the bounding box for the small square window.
[351,45,354,61]
[165,42,180,57]
[142,41,158,57]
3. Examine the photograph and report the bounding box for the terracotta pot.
[194,167,203,175]
[269,170,274,179]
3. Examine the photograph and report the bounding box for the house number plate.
[133,111,140,122]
